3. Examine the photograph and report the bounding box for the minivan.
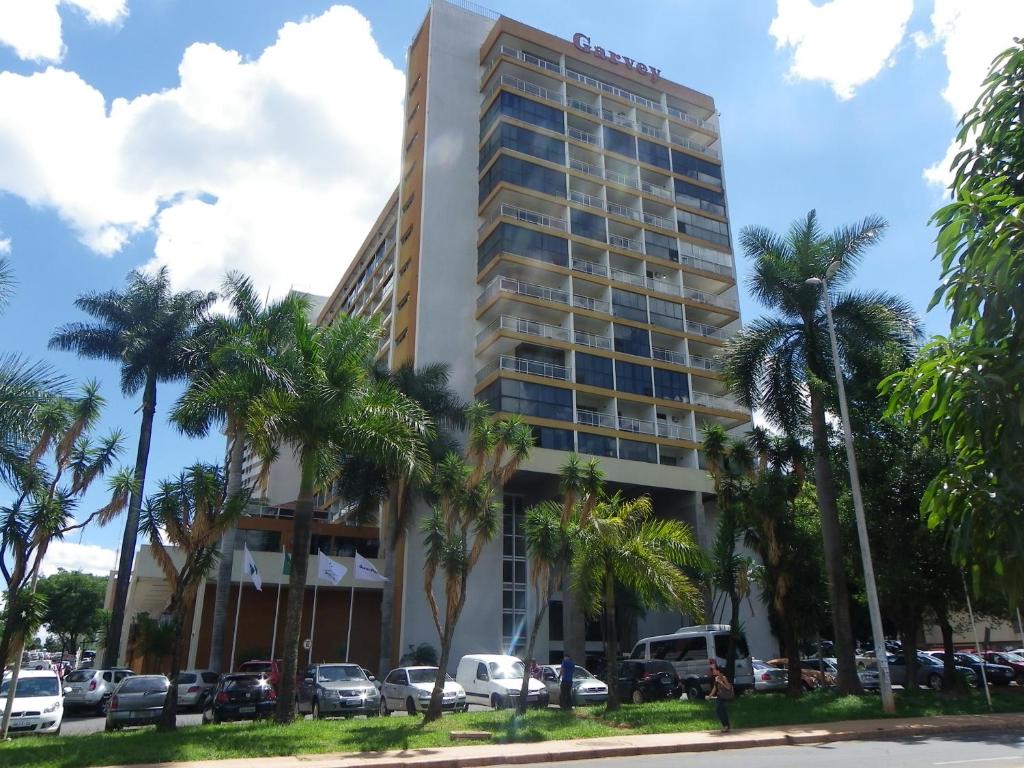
[455,654,549,710]
[629,624,753,699]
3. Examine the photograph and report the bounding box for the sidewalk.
[106,713,1024,768]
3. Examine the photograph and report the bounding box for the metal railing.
[657,421,695,441]
[485,202,568,233]
[643,211,675,230]
[640,122,665,140]
[607,201,641,221]
[576,408,616,430]
[477,315,570,346]
[652,346,688,366]
[676,193,727,217]
[571,257,609,277]
[574,328,613,350]
[609,233,643,253]
[609,267,647,288]
[686,320,730,339]
[568,98,600,116]
[569,156,602,180]
[688,353,723,372]
[690,390,744,412]
[682,286,738,311]
[568,126,599,145]
[604,167,638,189]
[669,133,721,160]
[486,45,561,76]
[569,189,604,211]
[480,275,570,308]
[484,73,563,106]
[641,181,673,200]
[476,354,571,383]
[572,293,610,313]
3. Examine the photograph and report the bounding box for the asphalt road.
[509,733,1024,768]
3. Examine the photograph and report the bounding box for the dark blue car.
[930,652,1015,687]
[201,674,276,724]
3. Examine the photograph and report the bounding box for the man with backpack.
[708,660,733,732]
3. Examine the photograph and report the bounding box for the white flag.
[317,550,347,585]
[243,544,262,592]
[354,552,388,583]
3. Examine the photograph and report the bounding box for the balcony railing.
[568,98,600,116]
[682,286,738,311]
[606,201,641,222]
[652,346,688,366]
[576,410,696,442]
[604,167,638,189]
[669,133,721,160]
[609,233,643,253]
[568,126,599,145]
[484,73,563,106]
[486,45,562,76]
[569,156,603,180]
[676,192,727,217]
[484,202,567,233]
[576,408,616,430]
[641,181,673,201]
[480,275,570,309]
[643,211,675,230]
[572,293,610,313]
[688,353,723,372]
[657,421,695,441]
[477,315,570,346]
[686,320,730,339]
[571,257,609,278]
[569,189,604,211]
[574,329,613,350]
[690,390,744,413]
[476,354,571,383]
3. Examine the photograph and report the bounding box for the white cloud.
[0,231,10,254]
[40,540,118,577]
[920,0,1024,187]
[769,0,913,100]
[0,0,127,62]
[0,5,404,296]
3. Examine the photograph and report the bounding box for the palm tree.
[571,492,703,711]
[724,211,919,693]
[515,455,603,714]
[420,402,532,722]
[249,313,431,724]
[172,272,308,673]
[139,463,246,731]
[0,257,13,314]
[50,267,216,667]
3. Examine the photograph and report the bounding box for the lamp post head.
[805,277,823,287]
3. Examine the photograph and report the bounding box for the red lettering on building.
[571,32,660,82]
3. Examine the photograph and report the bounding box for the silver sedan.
[537,664,608,706]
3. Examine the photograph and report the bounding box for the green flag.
[282,551,292,576]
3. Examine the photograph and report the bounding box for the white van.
[455,654,549,710]
[629,624,754,699]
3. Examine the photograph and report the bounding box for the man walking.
[708,660,733,733]
[559,654,575,710]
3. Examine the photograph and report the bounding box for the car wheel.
[54,724,61,736]
[686,682,704,701]
[104,721,118,732]
[491,693,506,710]
[928,673,943,691]
[406,697,418,716]
[631,689,645,705]
[312,700,322,720]
[802,680,813,692]
[379,697,391,717]
[1016,673,1024,687]
[98,695,111,716]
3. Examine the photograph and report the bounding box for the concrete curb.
[112,713,1024,768]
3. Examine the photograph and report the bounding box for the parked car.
[929,652,1015,687]
[753,660,789,693]
[173,670,219,710]
[767,658,826,691]
[62,668,135,714]
[296,663,380,719]
[379,666,466,715]
[854,657,881,690]
[202,674,276,724]
[982,651,1024,685]
[0,669,64,736]
[800,658,838,688]
[617,659,682,704]
[886,652,974,690]
[237,659,282,689]
[361,668,383,692]
[105,675,169,731]
[629,624,754,698]
[455,654,549,710]
[537,664,608,706]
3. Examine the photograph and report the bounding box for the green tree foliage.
[37,570,108,657]
[885,40,1024,604]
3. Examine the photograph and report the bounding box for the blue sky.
[0,0,1019,573]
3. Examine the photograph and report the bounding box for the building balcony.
[609,233,643,253]
[686,320,730,340]
[477,314,570,346]
[567,126,600,146]
[571,257,609,278]
[690,390,745,413]
[682,286,738,312]
[476,354,571,384]
[482,202,568,235]
[484,73,564,107]
[574,328,613,350]
[575,409,695,442]
[480,275,570,309]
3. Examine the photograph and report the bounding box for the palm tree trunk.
[938,612,962,694]
[425,622,455,723]
[604,568,620,711]
[208,422,246,672]
[727,592,740,681]
[274,451,317,724]
[517,580,553,715]
[103,373,157,669]
[159,601,186,732]
[781,596,803,697]
[902,619,918,691]
[377,485,399,678]
[808,388,860,694]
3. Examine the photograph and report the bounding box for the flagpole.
[229,579,243,672]
[308,582,319,665]
[345,583,355,662]
[270,580,283,660]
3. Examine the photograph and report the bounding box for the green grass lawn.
[4,690,1021,768]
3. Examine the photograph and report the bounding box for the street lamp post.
[807,268,896,714]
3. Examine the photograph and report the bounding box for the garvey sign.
[572,33,662,83]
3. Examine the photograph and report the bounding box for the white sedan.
[379,666,467,715]
[1,669,64,735]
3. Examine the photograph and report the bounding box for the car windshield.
[240,663,272,673]
[224,677,262,690]
[317,665,366,682]
[0,677,60,697]
[119,677,167,693]
[407,669,446,684]
[918,655,941,666]
[959,653,982,663]
[176,673,197,684]
[714,633,750,659]
[65,670,95,683]
[489,661,525,680]
[573,668,595,680]
[1001,652,1024,663]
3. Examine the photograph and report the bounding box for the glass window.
[502,496,528,656]
[645,231,680,262]
[575,352,614,389]
[638,138,671,170]
[671,150,722,183]
[714,633,750,660]
[674,179,725,209]
[480,155,566,203]
[478,223,569,272]
[237,528,281,553]
[619,439,657,463]
[613,324,651,357]
[578,432,616,458]
[571,208,607,243]
[479,379,573,422]
[677,210,731,248]
[615,360,653,396]
[531,426,574,451]
[649,297,684,330]
[603,126,636,158]
[480,123,565,169]
[654,368,690,402]
[482,92,564,137]
[612,289,648,323]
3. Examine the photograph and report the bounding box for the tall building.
[317,0,771,668]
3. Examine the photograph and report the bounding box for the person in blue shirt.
[559,654,576,709]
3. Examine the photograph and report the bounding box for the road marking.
[933,758,1023,766]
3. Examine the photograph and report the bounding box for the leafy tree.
[50,267,216,667]
[250,313,431,724]
[572,492,703,711]
[0,257,12,312]
[127,612,176,674]
[884,40,1024,604]
[37,570,108,658]
[172,272,308,673]
[515,455,603,714]
[140,463,245,731]
[725,211,920,692]
[420,402,532,722]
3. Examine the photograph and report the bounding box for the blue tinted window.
[478,223,569,272]
[619,439,657,463]
[479,379,572,421]
[480,123,565,169]
[482,92,564,137]
[613,324,651,357]
[649,297,684,331]
[645,231,679,262]
[480,156,566,202]
[571,209,606,243]
[677,211,730,248]
[603,127,636,158]
[653,368,689,402]
[674,179,726,216]
[671,150,722,181]
[615,360,653,396]
[578,432,616,458]
[531,426,574,451]
[638,139,670,170]
[575,352,613,389]
[612,289,647,323]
